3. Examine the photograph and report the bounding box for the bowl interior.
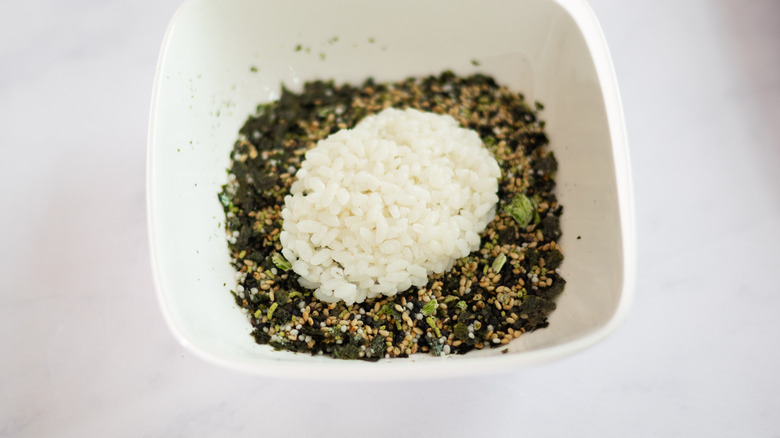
[148,0,632,378]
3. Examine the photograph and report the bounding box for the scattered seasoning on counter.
[219,71,565,360]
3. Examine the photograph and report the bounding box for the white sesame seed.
[443,345,451,354]
[340,325,347,332]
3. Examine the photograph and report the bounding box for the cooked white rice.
[279,107,500,304]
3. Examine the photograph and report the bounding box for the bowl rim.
[146,0,635,380]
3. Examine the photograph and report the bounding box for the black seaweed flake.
[220,71,565,360]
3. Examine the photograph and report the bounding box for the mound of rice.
[279,107,500,304]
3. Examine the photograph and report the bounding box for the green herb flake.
[272,253,292,271]
[253,309,263,319]
[377,304,396,317]
[456,300,467,312]
[426,316,441,338]
[250,66,258,72]
[505,194,536,227]
[219,192,231,207]
[427,334,443,356]
[421,299,438,316]
[471,59,481,66]
[295,44,302,52]
[368,335,385,357]
[453,322,469,340]
[368,37,375,43]
[267,302,278,320]
[491,253,507,273]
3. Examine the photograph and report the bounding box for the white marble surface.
[1,1,779,436]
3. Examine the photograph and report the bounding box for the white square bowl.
[147,0,634,379]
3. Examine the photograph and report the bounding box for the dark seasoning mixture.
[219,71,565,360]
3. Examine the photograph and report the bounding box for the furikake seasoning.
[219,71,564,360]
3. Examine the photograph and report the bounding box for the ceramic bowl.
[147,0,634,379]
